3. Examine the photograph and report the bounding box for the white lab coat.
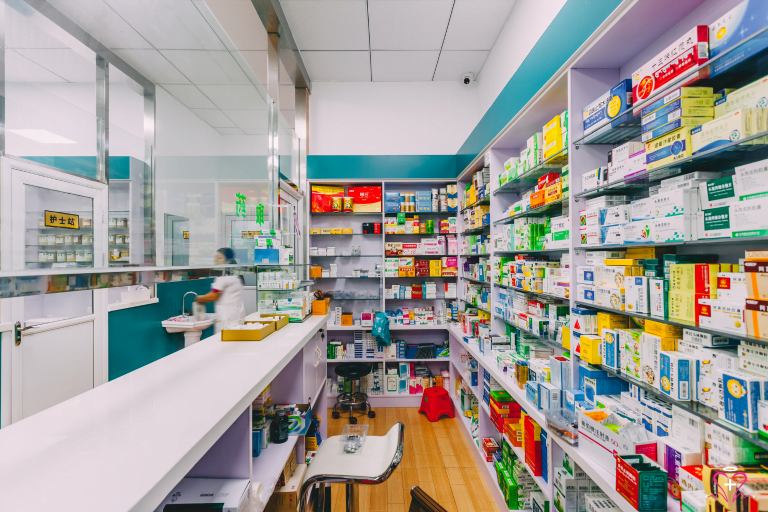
[211,276,246,333]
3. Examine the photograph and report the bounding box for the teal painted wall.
[307,155,457,180]
[454,0,623,172]
[108,279,215,381]
[306,0,622,180]
[21,156,135,180]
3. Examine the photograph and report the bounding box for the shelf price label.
[44,210,79,229]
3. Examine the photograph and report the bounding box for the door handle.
[14,321,33,346]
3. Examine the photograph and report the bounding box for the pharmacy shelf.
[548,434,679,512]
[462,276,491,285]
[310,255,383,258]
[504,436,551,500]
[327,324,451,331]
[493,199,566,226]
[576,129,768,200]
[252,435,300,511]
[385,296,449,301]
[572,111,641,147]
[461,299,491,315]
[492,315,563,353]
[594,362,768,451]
[460,253,490,258]
[494,283,565,302]
[327,358,449,363]
[449,393,509,512]
[575,301,768,349]
[461,197,490,213]
[327,393,424,399]
[384,253,454,259]
[452,359,486,413]
[460,225,490,236]
[327,298,381,301]
[384,275,457,280]
[586,235,768,249]
[384,233,446,237]
[385,212,457,218]
[493,248,568,255]
[310,233,381,237]
[256,282,314,291]
[314,276,381,280]
[310,211,383,216]
[449,324,548,427]
[493,149,568,196]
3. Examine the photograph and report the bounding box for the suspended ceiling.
[280,0,517,82]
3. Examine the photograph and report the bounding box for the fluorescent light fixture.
[8,129,76,144]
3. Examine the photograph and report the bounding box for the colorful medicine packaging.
[583,79,633,135]
[720,369,762,432]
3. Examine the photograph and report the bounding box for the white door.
[0,158,107,425]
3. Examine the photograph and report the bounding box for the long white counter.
[0,314,328,512]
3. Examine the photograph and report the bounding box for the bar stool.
[331,362,375,423]
[299,423,405,512]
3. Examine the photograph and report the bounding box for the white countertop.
[0,314,328,512]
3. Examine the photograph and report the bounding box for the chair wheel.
[349,416,358,424]
[368,411,376,418]
[332,411,340,419]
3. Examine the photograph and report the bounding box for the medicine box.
[719,369,762,432]
[621,219,653,244]
[612,141,645,165]
[692,109,755,154]
[539,382,562,410]
[601,329,620,370]
[735,157,768,201]
[632,27,710,103]
[625,276,649,314]
[649,278,669,318]
[653,215,697,242]
[642,116,712,143]
[696,298,745,335]
[582,167,607,191]
[600,205,631,226]
[652,188,698,218]
[699,175,738,210]
[696,206,731,239]
[659,351,694,401]
[642,103,714,132]
[640,87,714,118]
[601,225,624,245]
[731,196,768,238]
[583,79,633,135]
[645,126,693,170]
[595,286,625,311]
[577,284,596,303]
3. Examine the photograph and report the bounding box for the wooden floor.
[326,407,501,512]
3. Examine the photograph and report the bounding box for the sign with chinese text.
[44,210,79,229]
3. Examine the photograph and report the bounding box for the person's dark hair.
[217,247,244,284]
[217,247,237,264]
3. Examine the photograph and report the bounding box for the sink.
[162,314,216,347]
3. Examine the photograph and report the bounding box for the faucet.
[182,292,198,317]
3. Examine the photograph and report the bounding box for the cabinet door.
[302,334,318,404]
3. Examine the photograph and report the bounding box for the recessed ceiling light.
[7,129,76,144]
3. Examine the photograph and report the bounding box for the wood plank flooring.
[326,407,501,512]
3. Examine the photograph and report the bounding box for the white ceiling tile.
[112,49,190,84]
[48,0,152,49]
[222,109,269,133]
[281,0,369,50]
[196,84,268,110]
[160,50,249,84]
[442,0,516,50]
[216,127,245,135]
[15,49,96,83]
[104,0,225,50]
[191,109,236,127]
[301,51,370,82]
[203,0,268,51]
[160,84,217,109]
[371,51,438,81]
[433,50,489,81]
[6,50,67,83]
[368,0,453,50]
[6,3,69,49]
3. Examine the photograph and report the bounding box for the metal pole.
[267,31,280,231]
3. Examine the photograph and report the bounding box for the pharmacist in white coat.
[195,248,246,333]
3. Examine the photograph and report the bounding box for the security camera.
[461,72,474,85]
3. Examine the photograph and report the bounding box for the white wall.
[309,81,481,155]
[475,0,567,117]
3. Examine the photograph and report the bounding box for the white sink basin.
[162,314,216,333]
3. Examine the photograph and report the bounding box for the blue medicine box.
[252,429,263,456]
[254,248,279,264]
[416,191,432,212]
[482,213,491,226]
[526,381,540,409]
[582,79,632,135]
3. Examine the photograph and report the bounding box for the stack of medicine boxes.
[543,110,568,161]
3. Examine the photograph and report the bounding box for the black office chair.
[331,362,375,423]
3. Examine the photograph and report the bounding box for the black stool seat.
[332,362,375,423]
[334,362,371,379]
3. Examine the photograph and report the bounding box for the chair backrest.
[409,486,447,512]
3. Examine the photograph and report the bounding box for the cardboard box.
[622,219,653,244]
[719,369,762,432]
[632,27,710,103]
[583,79,633,135]
[640,87,714,118]
[696,206,732,239]
[691,109,755,154]
[735,157,768,201]
[582,167,607,191]
[746,299,768,338]
[653,215,697,242]
[645,126,693,170]
[601,329,621,370]
[578,411,658,475]
[649,278,669,318]
[626,276,649,314]
[595,286,625,311]
[699,175,739,210]
[652,188,698,218]
[642,116,712,143]
[659,351,694,400]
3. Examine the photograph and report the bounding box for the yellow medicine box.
[604,259,643,266]
[669,291,698,322]
[644,319,683,337]
[580,334,602,365]
[645,126,692,170]
[429,260,442,277]
[597,311,629,336]
[544,182,562,204]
